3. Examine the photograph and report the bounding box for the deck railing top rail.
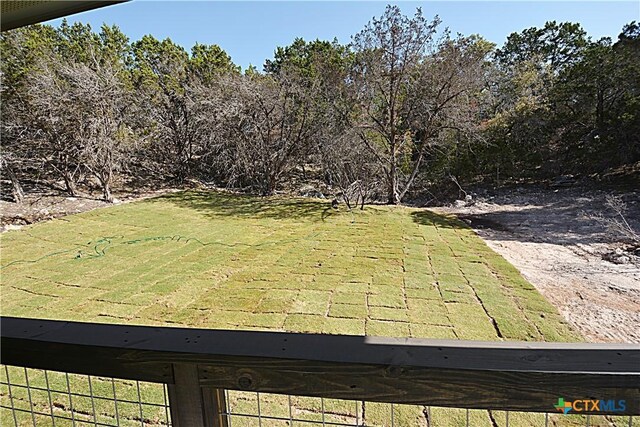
[2,316,639,415]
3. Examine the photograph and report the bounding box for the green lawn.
[2,190,626,426]
[0,190,575,341]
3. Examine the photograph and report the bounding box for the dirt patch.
[437,186,640,343]
[0,189,183,232]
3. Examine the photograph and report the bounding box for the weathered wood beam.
[2,316,638,414]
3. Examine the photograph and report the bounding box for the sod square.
[406,298,450,325]
[253,298,290,313]
[445,302,500,340]
[219,296,261,312]
[331,292,367,305]
[366,319,410,337]
[405,285,441,300]
[203,309,247,327]
[369,284,403,297]
[404,274,437,289]
[283,314,325,333]
[322,317,366,335]
[241,313,287,329]
[441,289,478,304]
[368,306,409,322]
[290,290,331,314]
[334,281,369,294]
[328,303,368,319]
[367,292,406,308]
[409,323,457,339]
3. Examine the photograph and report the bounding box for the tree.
[349,6,441,204]
[495,21,588,72]
[210,68,321,195]
[190,42,239,84]
[25,58,85,196]
[349,6,488,203]
[401,34,492,200]
[131,36,238,183]
[2,15,637,205]
[65,62,130,202]
[481,21,591,179]
[131,36,195,182]
[310,46,381,207]
[607,22,640,164]
[2,23,132,200]
[264,37,349,77]
[24,53,131,201]
[0,25,59,201]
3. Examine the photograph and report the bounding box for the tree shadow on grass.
[411,210,468,230]
[151,190,338,222]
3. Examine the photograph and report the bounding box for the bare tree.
[131,37,232,184]
[593,195,640,244]
[209,69,320,195]
[61,62,130,202]
[1,76,28,203]
[319,130,381,209]
[400,34,491,201]
[22,56,130,202]
[25,59,85,196]
[0,154,25,203]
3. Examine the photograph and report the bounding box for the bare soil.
[437,186,640,344]
[0,189,182,231]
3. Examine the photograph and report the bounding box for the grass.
[0,190,620,426]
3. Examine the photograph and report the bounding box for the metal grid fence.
[0,365,171,427]
[0,365,636,427]
[219,391,637,427]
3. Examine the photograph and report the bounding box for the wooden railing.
[1,316,639,426]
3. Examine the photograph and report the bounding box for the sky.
[47,1,640,70]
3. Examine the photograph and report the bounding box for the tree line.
[1,6,638,205]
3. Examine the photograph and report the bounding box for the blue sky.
[47,1,639,70]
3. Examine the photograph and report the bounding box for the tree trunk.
[596,88,604,132]
[388,171,398,204]
[6,164,25,204]
[101,169,114,203]
[103,183,113,203]
[63,170,78,197]
[387,146,400,205]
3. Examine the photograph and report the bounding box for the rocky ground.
[437,185,640,344]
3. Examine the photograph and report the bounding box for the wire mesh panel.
[0,365,171,427]
[1,365,636,427]
[219,391,637,427]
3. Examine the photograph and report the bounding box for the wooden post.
[203,387,229,427]
[168,363,228,427]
